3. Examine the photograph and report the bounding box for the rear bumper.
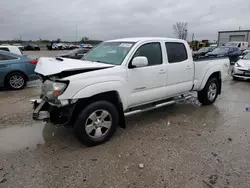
[31,99,76,125]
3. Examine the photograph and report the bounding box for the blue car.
[0,50,38,90]
[206,46,242,58]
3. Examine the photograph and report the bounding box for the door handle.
[185,65,192,70]
[159,69,166,74]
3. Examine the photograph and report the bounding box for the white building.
[217,30,250,46]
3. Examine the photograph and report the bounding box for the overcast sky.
[1,0,250,41]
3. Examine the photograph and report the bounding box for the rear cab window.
[165,42,188,63]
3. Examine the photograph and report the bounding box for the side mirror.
[239,55,243,59]
[131,56,148,68]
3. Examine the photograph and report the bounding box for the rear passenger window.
[133,42,162,66]
[0,47,10,52]
[165,42,188,63]
[0,54,18,61]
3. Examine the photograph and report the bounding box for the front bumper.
[31,99,76,125]
[232,67,250,79]
[32,99,50,120]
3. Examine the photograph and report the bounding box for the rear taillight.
[29,59,38,64]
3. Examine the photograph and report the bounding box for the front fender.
[72,81,128,110]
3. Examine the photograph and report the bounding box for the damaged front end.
[31,57,115,125]
[31,79,77,125]
[31,98,77,125]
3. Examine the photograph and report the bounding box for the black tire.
[74,101,119,147]
[198,78,219,105]
[5,72,27,90]
[232,76,239,81]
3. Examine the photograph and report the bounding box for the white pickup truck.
[32,37,229,146]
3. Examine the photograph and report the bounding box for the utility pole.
[191,33,194,42]
[76,24,78,42]
[191,33,194,49]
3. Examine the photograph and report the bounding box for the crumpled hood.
[35,57,114,76]
[237,59,250,69]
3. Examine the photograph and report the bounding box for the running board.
[124,95,192,117]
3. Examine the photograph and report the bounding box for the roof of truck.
[107,37,185,43]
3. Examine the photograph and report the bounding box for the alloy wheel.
[85,110,112,139]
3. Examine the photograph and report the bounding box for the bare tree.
[81,37,90,42]
[173,22,188,40]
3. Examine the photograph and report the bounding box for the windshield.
[198,47,209,52]
[243,52,250,60]
[225,42,238,47]
[212,47,229,53]
[83,42,135,65]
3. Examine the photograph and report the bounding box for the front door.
[127,42,167,107]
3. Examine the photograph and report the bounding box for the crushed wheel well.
[69,91,125,128]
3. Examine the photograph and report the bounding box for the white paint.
[36,37,226,111]
[232,59,250,79]
[225,41,248,51]
[131,56,148,67]
[35,57,114,76]
[0,45,22,55]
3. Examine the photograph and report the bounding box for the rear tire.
[74,101,119,147]
[198,78,219,105]
[5,72,27,90]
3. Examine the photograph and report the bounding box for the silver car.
[232,52,250,80]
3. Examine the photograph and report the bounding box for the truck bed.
[193,57,230,91]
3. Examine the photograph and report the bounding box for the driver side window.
[132,42,162,66]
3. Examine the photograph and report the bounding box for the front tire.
[198,78,219,105]
[6,72,27,90]
[232,76,239,80]
[74,101,119,147]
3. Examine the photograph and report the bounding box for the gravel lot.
[0,51,250,188]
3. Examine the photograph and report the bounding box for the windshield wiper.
[95,60,107,63]
[81,59,111,64]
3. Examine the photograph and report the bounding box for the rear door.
[165,42,194,96]
[127,42,167,107]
